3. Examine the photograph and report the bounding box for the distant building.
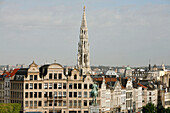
[105,68,119,78]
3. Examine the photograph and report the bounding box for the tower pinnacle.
[81,6,87,28]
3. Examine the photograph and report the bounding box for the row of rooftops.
[92,75,159,90]
[0,66,158,91]
[0,61,168,91]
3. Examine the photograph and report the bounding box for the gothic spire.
[81,6,87,28]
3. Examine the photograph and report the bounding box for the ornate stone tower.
[77,6,91,75]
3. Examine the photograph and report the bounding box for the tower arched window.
[74,74,77,80]
[84,41,86,48]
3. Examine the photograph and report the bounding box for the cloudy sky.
[0,0,170,67]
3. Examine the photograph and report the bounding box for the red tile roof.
[93,77,117,83]
[1,68,19,78]
[10,69,20,77]
[138,83,147,89]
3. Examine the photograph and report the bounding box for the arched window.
[74,74,77,79]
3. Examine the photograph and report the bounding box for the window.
[84,84,87,89]
[25,84,29,89]
[30,83,33,89]
[49,92,52,98]
[25,101,28,107]
[84,100,87,106]
[30,92,33,98]
[30,101,33,107]
[69,100,72,106]
[34,83,37,89]
[54,83,57,89]
[39,83,42,89]
[74,100,77,107]
[54,92,57,97]
[38,92,42,98]
[58,92,62,97]
[74,74,77,79]
[126,92,132,98]
[38,101,42,107]
[58,83,62,89]
[30,75,33,80]
[126,100,132,108]
[44,101,48,106]
[54,101,57,106]
[63,101,66,106]
[49,101,52,106]
[25,92,28,98]
[74,83,77,89]
[63,83,66,89]
[78,100,81,107]
[149,97,152,101]
[44,92,47,98]
[54,73,57,79]
[69,92,72,97]
[49,73,52,79]
[89,100,92,106]
[89,84,93,89]
[58,73,62,79]
[89,92,92,97]
[44,83,48,89]
[84,92,87,98]
[34,75,37,80]
[74,92,77,97]
[78,84,81,89]
[49,83,52,89]
[34,92,37,98]
[69,83,72,89]
[59,101,62,106]
[149,92,152,96]
[34,101,37,107]
[78,92,82,98]
[63,92,66,98]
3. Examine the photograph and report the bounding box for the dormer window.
[54,73,57,79]
[34,75,37,80]
[74,74,77,79]
[30,75,33,80]
[49,73,52,79]
[58,73,62,79]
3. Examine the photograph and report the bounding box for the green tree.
[0,103,21,113]
[163,107,170,113]
[142,103,157,113]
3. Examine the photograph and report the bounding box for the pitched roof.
[138,83,147,89]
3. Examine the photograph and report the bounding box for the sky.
[0,0,170,67]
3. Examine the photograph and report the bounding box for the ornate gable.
[84,73,93,83]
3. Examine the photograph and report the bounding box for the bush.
[142,103,157,113]
[0,103,21,113]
